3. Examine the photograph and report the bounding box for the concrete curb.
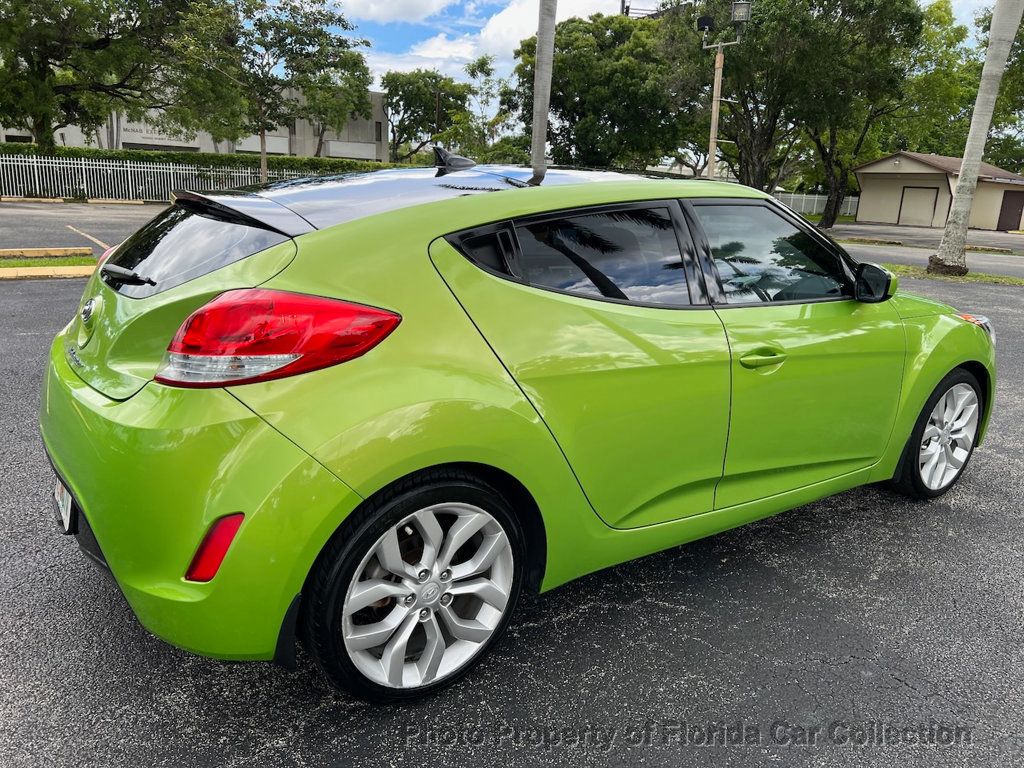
[965,244,1015,255]
[0,196,63,203]
[0,247,93,258]
[838,236,904,247]
[0,266,95,280]
[86,198,146,205]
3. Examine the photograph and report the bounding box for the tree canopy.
[0,0,194,153]
[381,69,472,162]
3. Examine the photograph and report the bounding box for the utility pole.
[703,40,737,180]
[700,1,750,179]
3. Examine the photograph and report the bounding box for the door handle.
[739,349,787,369]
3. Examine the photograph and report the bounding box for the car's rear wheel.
[891,368,983,499]
[302,470,524,702]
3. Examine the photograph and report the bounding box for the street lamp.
[731,1,752,23]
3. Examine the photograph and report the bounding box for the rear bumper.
[39,331,363,660]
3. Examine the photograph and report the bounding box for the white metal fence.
[0,154,311,202]
[774,191,859,217]
[0,155,862,217]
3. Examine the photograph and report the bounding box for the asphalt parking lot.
[0,201,160,254]
[1,275,1022,767]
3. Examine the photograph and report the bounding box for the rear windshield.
[103,205,288,298]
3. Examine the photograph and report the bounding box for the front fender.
[870,313,996,482]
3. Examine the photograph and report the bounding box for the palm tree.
[529,0,558,186]
[929,0,1024,275]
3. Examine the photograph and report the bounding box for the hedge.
[0,142,400,173]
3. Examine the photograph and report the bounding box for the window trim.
[683,197,858,309]
[445,199,712,311]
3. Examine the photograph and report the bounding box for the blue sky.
[345,0,993,85]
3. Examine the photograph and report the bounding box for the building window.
[375,121,383,143]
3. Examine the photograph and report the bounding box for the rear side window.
[104,205,288,298]
[693,204,851,304]
[514,206,691,306]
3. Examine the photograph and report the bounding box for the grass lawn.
[883,263,1024,287]
[0,256,96,268]
[803,214,857,225]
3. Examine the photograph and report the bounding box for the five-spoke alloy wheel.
[303,470,524,702]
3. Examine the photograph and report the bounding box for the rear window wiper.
[100,262,156,287]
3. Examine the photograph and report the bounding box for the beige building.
[854,151,1024,231]
[2,91,388,162]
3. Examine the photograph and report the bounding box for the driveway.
[1,276,1021,767]
[826,222,1024,253]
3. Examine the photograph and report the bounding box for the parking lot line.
[66,224,110,250]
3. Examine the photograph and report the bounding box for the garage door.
[898,187,938,226]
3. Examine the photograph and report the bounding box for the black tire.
[301,468,525,703]
[889,368,983,500]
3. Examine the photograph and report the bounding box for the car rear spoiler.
[171,190,316,238]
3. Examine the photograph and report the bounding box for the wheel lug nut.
[419,607,430,620]
[440,594,452,606]
[439,569,451,581]
[403,594,415,606]
[417,569,429,582]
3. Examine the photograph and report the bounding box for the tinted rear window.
[104,205,288,298]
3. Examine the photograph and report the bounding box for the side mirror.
[855,262,897,303]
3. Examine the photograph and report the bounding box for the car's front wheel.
[302,469,524,702]
[891,368,983,499]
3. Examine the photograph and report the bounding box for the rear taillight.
[154,289,401,388]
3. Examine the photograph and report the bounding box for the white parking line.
[65,224,109,250]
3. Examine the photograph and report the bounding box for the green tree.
[174,0,367,182]
[504,13,686,168]
[790,0,924,227]
[0,0,195,153]
[381,69,472,163]
[301,55,372,158]
[873,0,975,159]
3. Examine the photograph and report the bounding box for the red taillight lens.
[185,513,245,582]
[154,289,401,388]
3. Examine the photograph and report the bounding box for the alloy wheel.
[341,502,514,689]
[918,383,980,491]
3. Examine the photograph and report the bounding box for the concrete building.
[854,151,1024,231]
[2,91,388,162]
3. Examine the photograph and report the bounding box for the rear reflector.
[154,289,401,387]
[185,513,245,582]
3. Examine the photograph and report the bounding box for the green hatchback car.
[40,158,996,702]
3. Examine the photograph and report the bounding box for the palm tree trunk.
[529,0,557,186]
[930,0,1024,275]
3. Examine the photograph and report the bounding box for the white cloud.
[364,0,619,84]
[478,0,618,64]
[366,33,481,84]
[347,0,461,24]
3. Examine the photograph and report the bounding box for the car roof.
[252,165,639,230]
[175,165,762,236]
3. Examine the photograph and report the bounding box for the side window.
[513,206,692,306]
[693,204,851,304]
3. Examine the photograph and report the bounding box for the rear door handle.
[739,349,788,369]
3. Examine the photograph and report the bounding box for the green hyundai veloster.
[40,156,996,702]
